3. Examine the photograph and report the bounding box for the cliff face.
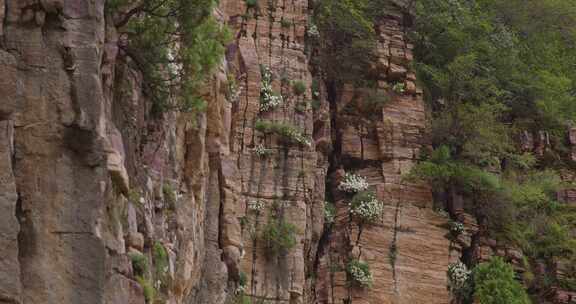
[1,1,568,304]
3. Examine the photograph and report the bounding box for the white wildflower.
[349,194,383,223]
[347,260,373,288]
[447,262,470,292]
[338,173,369,193]
[260,66,283,112]
[307,24,320,37]
[449,220,465,235]
[248,200,264,212]
[253,144,271,157]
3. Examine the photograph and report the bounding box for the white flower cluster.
[350,195,383,222]
[447,262,471,292]
[347,261,373,288]
[286,128,311,147]
[260,66,283,112]
[449,220,465,235]
[248,200,264,212]
[338,173,369,193]
[392,82,406,94]
[307,24,320,37]
[253,144,271,157]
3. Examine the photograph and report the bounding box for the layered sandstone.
[0,1,462,304]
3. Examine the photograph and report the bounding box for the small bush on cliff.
[254,120,311,146]
[292,80,307,96]
[259,65,284,112]
[349,191,383,223]
[130,252,149,277]
[447,261,472,299]
[338,172,369,193]
[346,259,373,288]
[136,275,156,303]
[261,219,297,257]
[162,183,176,210]
[473,257,530,304]
[324,202,336,224]
[153,242,169,288]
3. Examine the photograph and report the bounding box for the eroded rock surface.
[0,1,469,304]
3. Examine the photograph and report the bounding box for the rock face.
[313,4,452,304]
[1,1,549,304]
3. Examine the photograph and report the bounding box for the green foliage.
[162,183,176,210]
[314,0,378,84]
[407,146,501,196]
[280,18,291,28]
[261,219,297,257]
[118,0,231,114]
[153,242,169,287]
[473,257,530,304]
[130,252,149,277]
[324,201,336,224]
[346,259,373,288]
[245,0,258,9]
[292,80,307,96]
[411,0,576,295]
[254,120,311,146]
[136,275,156,303]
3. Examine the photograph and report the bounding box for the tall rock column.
[218,0,327,303]
[315,3,453,304]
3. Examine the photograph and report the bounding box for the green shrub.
[130,252,149,277]
[315,0,379,83]
[292,80,307,96]
[473,257,530,304]
[280,19,291,28]
[245,0,258,9]
[311,99,321,110]
[136,276,156,303]
[261,219,297,257]
[324,202,336,224]
[346,259,373,288]
[153,242,169,287]
[254,120,311,146]
[162,183,176,210]
[349,191,383,223]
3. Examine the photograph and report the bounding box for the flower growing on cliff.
[392,82,406,94]
[347,259,373,288]
[449,220,465,235]
[254,120,311,147]
[349,191,383,223]
[253,144,272,157]
[307,24,320,38]
[248,200,264,212]
[338,173,369,193]
[260,65,283,112]
[448,261,471,294]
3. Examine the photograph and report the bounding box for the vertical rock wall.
[314,3,452,304]
[0,1,459,304]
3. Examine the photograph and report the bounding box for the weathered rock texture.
[0,1,491,304]
[314,3,452,304]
